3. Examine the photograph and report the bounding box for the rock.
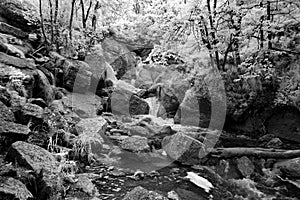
[275,158,300,178]
[236,156,255,178]
[0,121,30,137]
[28,98,47,108]
[74,174,99,196]
[5,141,62,199]
[33,69,55,104]
[111,85,149,116]
[0,85,11,105]
[125,125,151,137]
[9,91,26,112]
[62,92,103,118]
[101,38,136,79]
[266,109,300,143]
[120,135,150,153]
[49,100,65,113]
[0,52,36,69]
[122,186,167,200]
[0,177,33,200]
[162,132,206,165]
[0,22,27,38]
[0,0,39,32]
[22,103,44,119]
[5,141,58,173]
[266,138,283,148]
[0,101,15,121]
[62,59,92,93]
[129,95,150,115]
[157,86,180,118]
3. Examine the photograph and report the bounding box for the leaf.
[185,172,214,193]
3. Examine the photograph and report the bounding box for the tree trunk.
[39,0,48,44]
[209,147,300,159]
[48,0,54,42]
[69,0,77,40]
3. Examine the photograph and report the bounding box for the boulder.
[101,38,136,79]
[111,84,149,116]
[75,117,107,154]
[0,121,30,137]
[73,174,99,197]
[275,157,300,178]
[62,60,92,93]
[75,117,107,136]
[157,86,180,118]
[0,101,15,121]
[33,70,55,104]
[0,85,11,105]
[162,132,206,165]
[0,0,39,32]
[9,91,26,113]
[0,22,27,38]
[28,98,47,108]
[5,141,58,173]
[0,52,36,69]
[62,92,103,118]
[0,177,33,200]
[120,136,150,153]
[22,103,44,120]
[236,156,255,178]
[5,141,62,199]
[122,186,167,200]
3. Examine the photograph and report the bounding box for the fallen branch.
[209,147,300,159]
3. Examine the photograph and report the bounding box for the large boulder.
[32,70,55,104]
[0,22,27,39]
[122,186,167,200]
[0,52,36,69]
[101,38,136,79]
[62,92,103,118]
[162,132,206,165]
[111,82,149,116]
[62,60,92,93]
[0,177,33,200]
[0,0,39,32]
[0,121,30,138]
[5,141,62,200]
[5,141,58,173]
[21,103,44,123]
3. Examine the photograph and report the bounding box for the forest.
[0,0,300,199]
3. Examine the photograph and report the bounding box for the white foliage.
[185,171,214,193]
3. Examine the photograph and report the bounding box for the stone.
[0,85,11,105]
[0,101,15,121]
[0,52,36,69]
[0,22,27,38]
[101,38,136,79]
[5,141,58,173]
[28,98,47,108]
[0,0,39,32]
[111,86,149,116]
[236,156,255,178]
[62,92,103,118]
[120,135,150,153]
[162,132,206,165]
[275,157,300,178]
[74,117,107,155]
[9,91,26,112]
[122,186,167,200]
[62,59,92,93]
[0,177,33,200]
[74,174,99,196]
[157,86,180,118]
[0,121,30,137]
[33,69,55,104]
[266,138,283,148]
[22,103,44,119]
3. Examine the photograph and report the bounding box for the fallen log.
[208,147,300,159]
